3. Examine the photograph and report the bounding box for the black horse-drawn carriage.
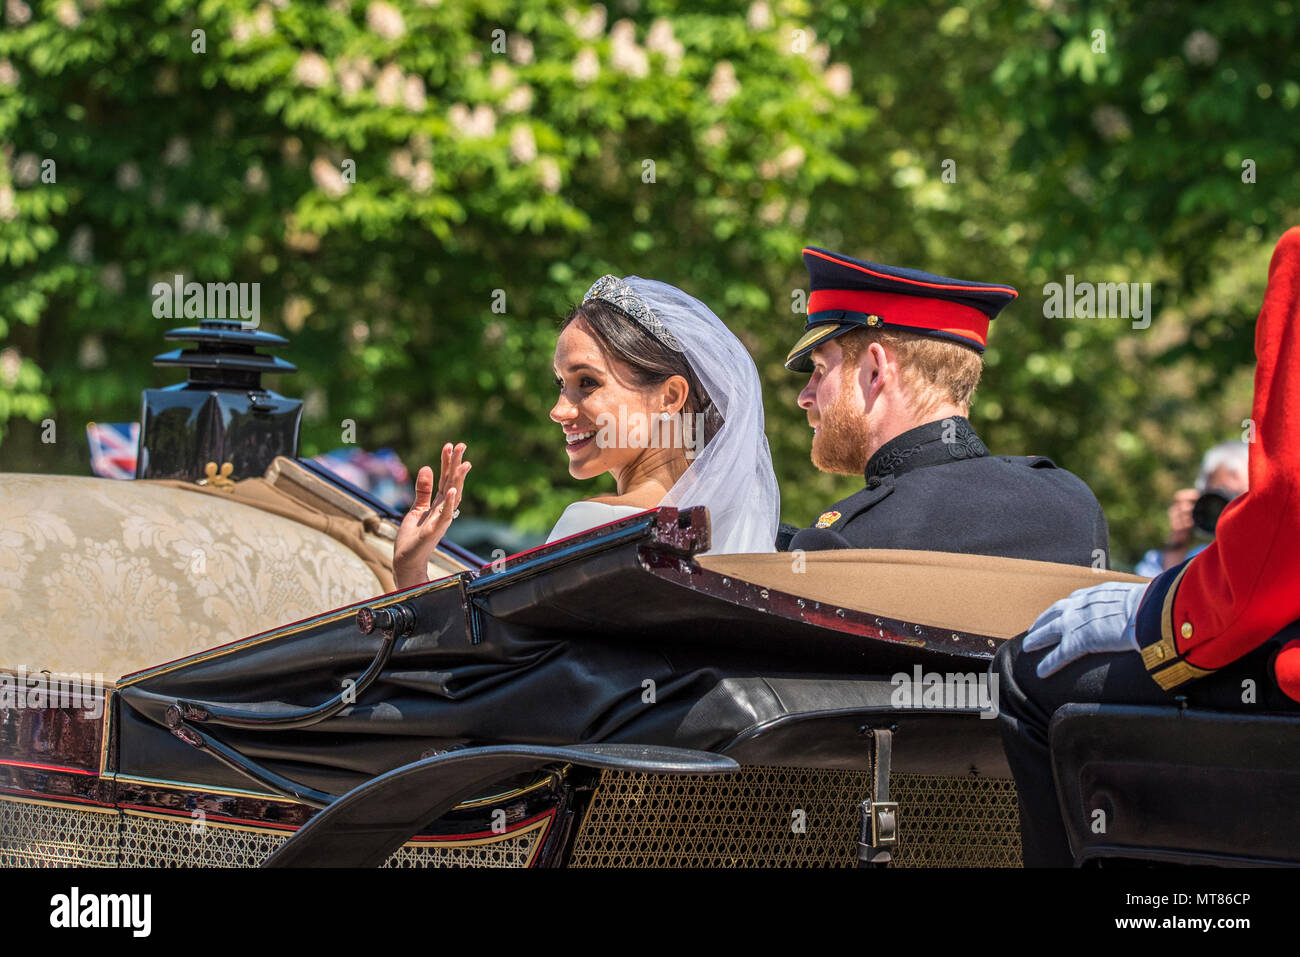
[2,321,1296,867]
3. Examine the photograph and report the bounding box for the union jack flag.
[311,447,412,510]
[86,422,139,479]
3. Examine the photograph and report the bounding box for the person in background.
[1133,440,1249,577]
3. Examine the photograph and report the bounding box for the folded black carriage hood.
[116,508,1009,796]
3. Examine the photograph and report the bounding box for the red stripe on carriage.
[0,758,99,776]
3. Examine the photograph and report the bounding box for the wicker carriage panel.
[568,767,1022,868]
[569,765,864,867]
[890,773,1022,867]
[117,810,544,868]
[119,811,293,867]
[381,817,549,868]
[0,796,547,868]
[3,769,1022,867]
[0,796,119,867]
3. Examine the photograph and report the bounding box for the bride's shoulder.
[587,491,661,508]
[545,499,648,543]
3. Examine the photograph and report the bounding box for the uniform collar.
[864,416,989,482]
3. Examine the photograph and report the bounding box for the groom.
[778,246,1108,567]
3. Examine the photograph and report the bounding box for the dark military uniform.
[779,246,1107,565]
[779,416,1108,567]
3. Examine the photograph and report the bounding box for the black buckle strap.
[858,727,898,867]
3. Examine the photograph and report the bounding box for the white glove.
[1023,582,1150,678]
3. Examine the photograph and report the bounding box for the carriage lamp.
[136,319,303,482]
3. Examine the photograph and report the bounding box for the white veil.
[619,276,779,554]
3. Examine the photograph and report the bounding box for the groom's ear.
[858,341,889,406]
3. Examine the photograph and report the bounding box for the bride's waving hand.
[393,442,471,588]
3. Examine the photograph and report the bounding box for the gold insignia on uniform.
[866,315,883,327]
[816,510,841,529]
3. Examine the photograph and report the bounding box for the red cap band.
[808,288,991,348]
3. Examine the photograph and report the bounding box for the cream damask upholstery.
[0,474,390,678]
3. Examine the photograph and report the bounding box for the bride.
[393,274,779,588]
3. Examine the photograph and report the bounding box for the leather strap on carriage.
[171,602,413,731]
[858,727,899,867]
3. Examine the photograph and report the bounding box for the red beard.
[811,378,871,475]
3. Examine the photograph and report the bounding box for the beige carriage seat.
[699,549,1149,640]
[0,466,470,678]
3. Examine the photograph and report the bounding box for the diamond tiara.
[582,275,684,351]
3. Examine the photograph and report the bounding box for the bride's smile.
[563,429,597,451]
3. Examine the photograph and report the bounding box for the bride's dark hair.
[562,300,722,445]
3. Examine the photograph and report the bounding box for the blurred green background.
[1,0,1295,568]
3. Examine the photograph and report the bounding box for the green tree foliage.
[1,0,1296,567]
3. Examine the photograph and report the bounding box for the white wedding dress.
[544,501,646,544]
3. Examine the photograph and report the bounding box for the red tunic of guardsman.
[1133,226,1300,700]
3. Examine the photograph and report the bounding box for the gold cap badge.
[815,510,841,529]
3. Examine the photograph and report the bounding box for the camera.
[1192,487,1241,535]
